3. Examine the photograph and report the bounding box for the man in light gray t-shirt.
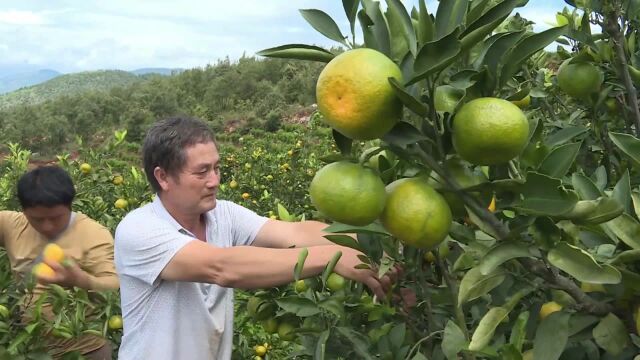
[114,116,397,360]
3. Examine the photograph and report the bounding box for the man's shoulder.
[0,210,25,223]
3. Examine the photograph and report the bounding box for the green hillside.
[0,70,145,109]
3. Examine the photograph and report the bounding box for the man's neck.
[158,195,205,235]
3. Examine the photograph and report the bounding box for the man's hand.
[332,247,401,299]
[36,259,90,289]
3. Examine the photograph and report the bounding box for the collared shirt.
[0,210,118,356]
[114,197,268,360]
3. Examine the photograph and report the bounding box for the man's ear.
[153,167,171,191]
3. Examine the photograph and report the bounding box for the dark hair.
[142,116,216,192]
[17,166,76,209]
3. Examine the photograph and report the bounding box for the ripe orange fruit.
[79,163,92,174]
[43,243,65,263]
[326,273,346,292]
[114,199,128,209]
[229,180,238,189]
[557,59,603,99]
[452,97,529,165]
[241,193,250,200]
[254,345,267,356]
[380,177,452,249]
[32,263,55,278]
[316,48,403,140]
[309,161,386,226]
[108,315,123,330]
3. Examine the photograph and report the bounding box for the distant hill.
[131,67,183,76]
[0,69,61,94]
[0,70,142,109]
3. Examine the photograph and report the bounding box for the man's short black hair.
[17,166,76,209]
[142,116,216,192]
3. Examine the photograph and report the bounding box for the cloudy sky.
[0,1,573,75]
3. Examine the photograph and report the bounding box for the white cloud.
[0,10,45,25]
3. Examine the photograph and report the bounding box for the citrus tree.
[255,0,640,359]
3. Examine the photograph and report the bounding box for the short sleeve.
[226,202,268,246]
[114,211,195,286]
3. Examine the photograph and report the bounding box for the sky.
[0,0,574,75]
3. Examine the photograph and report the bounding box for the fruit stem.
[414,148,615,316]
[604,7,640,137]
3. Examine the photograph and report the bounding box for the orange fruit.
[316,48,403,140]
[254,345,267,357]
[294,279,308,293]
[277,321,296,341]
[326,273,346,292]
[380,177,452,249]
[241,193,250,200]
[115,199,128,209]
[32,263,55,278]
[309,161,386,226]
[80,163,92,174]
[557,59,603,99]
[452,97,529,165]
[108,315,123,330]
[229,180,238,189]
[43,243,65,263]
[260,318,279,334]
[112,175,124,185]
[434,85,463,113]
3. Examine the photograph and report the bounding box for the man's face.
[23,205,72,240]
[164,141,221,214]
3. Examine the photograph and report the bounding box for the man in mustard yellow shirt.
[0,165,119,359]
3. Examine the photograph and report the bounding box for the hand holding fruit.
[332,246,400,299]
[32,243,89,288]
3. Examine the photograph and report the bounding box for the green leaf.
[458,267,506,305]
[335,327,375,360]
[294,248,309,281]
[383,121,430,148]
[323,221,389,235]
[410,30,461,85]
[533,312,570,360]
[386,0,417,56]
[361,0,391,56]
[468,307,510,351]
[417,0,435,44]
[466,0,491,24]
[434,0,467,40]
[568,314,599,336]
[612,169,632,215]
[604,213,640,250]
[592,313,630,356]
[547,242,622,284]
[512,172,579,216]
[478,242,533,275]
[500,26,568,87]
[299,9,348,46]
[561,197,623,225]
[256,44,335,63]
[388,78,428,116]
[538,142,581,178]
[318,297,346,318]
[324,234,362,252]
[442,320,467,360]
[545,126,589,147]
[509,311,530,352]
[608,249,640,265]
[342,0,360,38]
[321,251,343,285]
[460,0,520,51]
[609,131,640,165]
[332,129,352,156]
[571,173,602,200]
